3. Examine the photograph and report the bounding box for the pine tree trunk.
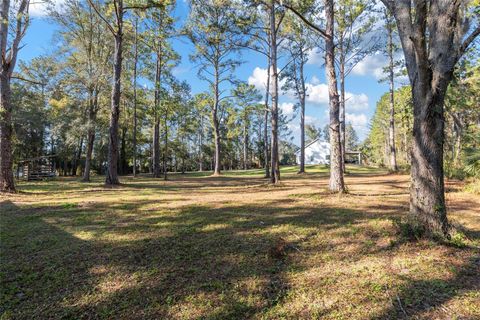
[0,75,15,192]
[153,121,161,178]
[83,129,95,182]
[299,95,305,173]
[105,31,122,186]
[212,61,221,176]
[153,56,161,178]
[82,91,97,182]
[132,18,138,177]
[63,159,68,176]
[298,55,306,174]
[269,0,280,184]
[72,137,83,176]
[213,115,221,175]
[163,110,168,180]
[199,115,203,171]
[339,39,346,173]
[451,113,463,167]
[264,56,271,178]
[243,123,248,170]
[387,19,397,172]
[264,108,270,177]
[120,127,127,174]
[325,0,345,193]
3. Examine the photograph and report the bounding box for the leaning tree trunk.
[0,75,15,192]
[269,0,280,184]
[325,0,345,193]
[105,32,122,185]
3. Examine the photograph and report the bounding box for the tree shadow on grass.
[373,254,480,319]
[1,195,479,319]
[1,197,375,319]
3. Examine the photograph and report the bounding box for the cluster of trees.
[365,51,480,177]
[2,0,291,185]
[1,0,479,238]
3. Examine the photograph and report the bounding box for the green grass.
[1,167,479,319]
[160,164,385,178]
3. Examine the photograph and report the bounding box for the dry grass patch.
[1,166,479,319]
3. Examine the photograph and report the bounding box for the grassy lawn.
[1,166,479,319]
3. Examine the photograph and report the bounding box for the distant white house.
[295,138,363,165]
[296,139,331,165]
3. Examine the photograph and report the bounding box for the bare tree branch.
[459,26,480,57]
[86,0,116,36]
[11,74,45,85]
[278,1,329,40]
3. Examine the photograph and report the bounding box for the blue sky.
[23,0,396,144]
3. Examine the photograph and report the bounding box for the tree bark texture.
[264,55,271,178]
[387,16,398,172]
[381,0,479,236]
[105,30,122,185]
[269,0,280,184]
[325,0,345,193]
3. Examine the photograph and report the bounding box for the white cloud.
[345,92,369,112]
[247,66,287,94]
[311,75,321,85]
[351,52,386,79]
[306,83,329,105]
[306,83,369,112]
[307,47,324,66]
[29,0,65,17]
[279,102,295,117]
[346,113,368,128]
[351,51,408,84]
[248,67,269,91]
[345,113,370,142]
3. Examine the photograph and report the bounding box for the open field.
[1,165,479,319]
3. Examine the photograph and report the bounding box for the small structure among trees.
[344,151,363,165]
[17,155,56,181]
[297,139,331,165]
[296,139,363,165]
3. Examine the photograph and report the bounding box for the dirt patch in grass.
[1,167,479,319]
